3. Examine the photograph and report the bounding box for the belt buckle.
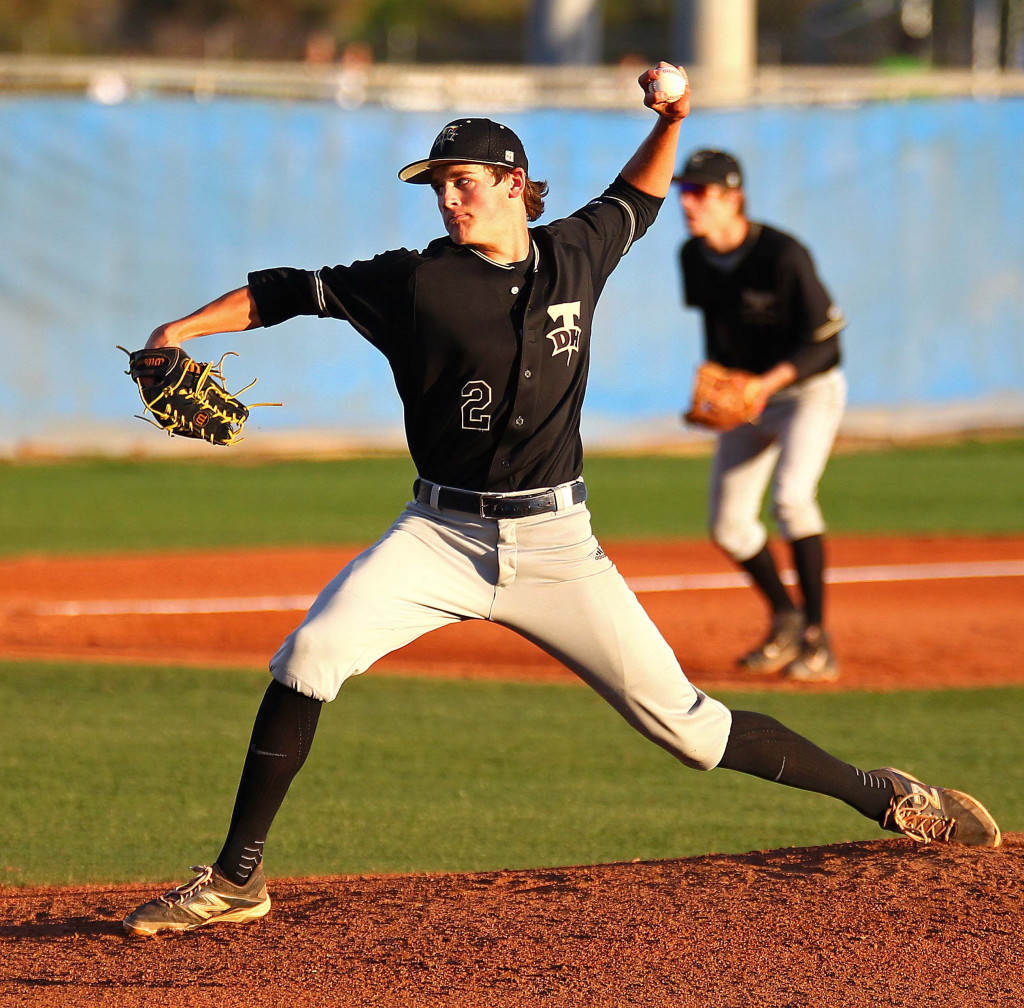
[479,495,513,519]
[483,491,554,519]
[480,495,512,519]
[479,493,515,519]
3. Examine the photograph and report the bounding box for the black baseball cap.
[673,149,743,189]
[398,118,529,184]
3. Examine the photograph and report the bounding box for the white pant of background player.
[270,490,731,771]
[709,368,847,562]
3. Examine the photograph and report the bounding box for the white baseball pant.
[708,367,847,562]
[270,493,732,771]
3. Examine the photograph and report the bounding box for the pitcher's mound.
[3,835,1021,1007]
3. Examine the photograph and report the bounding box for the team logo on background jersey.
[739,289,779,324]
[545,302,582,365]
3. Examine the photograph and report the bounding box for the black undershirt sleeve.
[788,333,841,382]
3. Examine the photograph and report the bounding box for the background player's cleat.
[738,611,805,674]
[123,864,271,936]
[784,629,839,682]
[872,767,1001,847]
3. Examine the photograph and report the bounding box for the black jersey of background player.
[680,222,845,378]
[249,176,661,494]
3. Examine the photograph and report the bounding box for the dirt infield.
[0,534,1022,690]
[1,534,1023,1006]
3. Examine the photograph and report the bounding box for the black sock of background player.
[791,534,825,628]
[739,545,797,616]
[718,710,893,823]
[216,679,323,887]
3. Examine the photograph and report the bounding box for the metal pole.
[972,0,1001,70]
[1009,0,1024,69]
[694,0,756,103]
[526,0,603,66]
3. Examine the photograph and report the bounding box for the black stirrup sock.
[216,679,323,886]
[791,534,826,628]
[718,710,893,822]
[739,545,797,615]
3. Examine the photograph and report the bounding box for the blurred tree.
[0,0,995,66]
[0,0,122,54]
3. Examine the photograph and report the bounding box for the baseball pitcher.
[122,66,999,937]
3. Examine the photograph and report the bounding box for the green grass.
[0,438,1021,556]
[1,661,1019,886]
[0,456,419,555]
[1,441,1020,887]
[587,437,1024,537]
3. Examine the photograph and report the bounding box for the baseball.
[648,66,687,102]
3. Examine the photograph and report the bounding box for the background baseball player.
[121,66,999,937]
[676,150,847,682]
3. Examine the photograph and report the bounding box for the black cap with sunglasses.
[673,149,743,190]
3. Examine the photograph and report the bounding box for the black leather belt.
[413,478,587,519]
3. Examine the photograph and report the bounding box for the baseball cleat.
[873,767,1001,847]
[738,611,805,674]
[123,864,271,936]
[784,629,839,683]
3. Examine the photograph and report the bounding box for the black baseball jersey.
[680,223,844,380]
[249,175,661,493]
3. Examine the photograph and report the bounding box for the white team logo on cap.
[505,150,514,162]
[440,125,460,143]
[545,302,582,365]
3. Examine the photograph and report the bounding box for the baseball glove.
[683,362,764,432]
[118,345,278,446]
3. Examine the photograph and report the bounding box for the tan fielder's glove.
[683,362,764,433]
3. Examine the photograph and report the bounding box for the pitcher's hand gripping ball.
[647,65,688,102]
[683,361,764,432]
[118,346,279,446]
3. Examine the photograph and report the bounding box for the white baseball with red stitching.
[647,66,687,102]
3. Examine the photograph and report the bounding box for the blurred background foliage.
[0,0,1003,67]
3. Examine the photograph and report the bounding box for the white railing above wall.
[1,53,1023,109]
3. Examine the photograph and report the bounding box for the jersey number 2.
[461,380,492,431]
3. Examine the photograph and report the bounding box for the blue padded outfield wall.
[0,95,1022,451]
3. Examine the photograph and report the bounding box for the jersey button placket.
[511,313,543,447]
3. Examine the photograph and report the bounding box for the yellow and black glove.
[119,346,278,446]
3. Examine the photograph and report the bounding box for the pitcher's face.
[430,163,523,248]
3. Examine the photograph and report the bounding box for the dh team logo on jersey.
[545,302,582,365]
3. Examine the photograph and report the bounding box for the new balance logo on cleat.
[873,767,1001,847]
[183,892,234,920]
